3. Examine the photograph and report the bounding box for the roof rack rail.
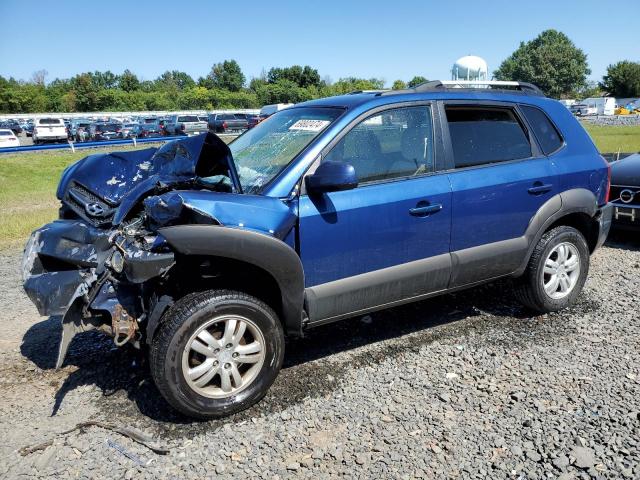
[379,80,545,97]
[347,89,389,95]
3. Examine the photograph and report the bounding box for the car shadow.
[19,279,534,424]
[605,229,640,251]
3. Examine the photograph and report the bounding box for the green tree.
[91,70,118,89]
[494,29,590,98]
[206,60,245,92]
[407,76,428,88]
[267,65,321,88]
[155,70,195,90]
[329,77,385,94]
[600,61,640,98]
[118,69,140,92]
[392,80,407,90]
[71,73,99,111]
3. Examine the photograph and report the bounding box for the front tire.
[150,290,285,419]
[514,226,589,312]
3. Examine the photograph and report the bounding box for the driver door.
[298,104,452,323]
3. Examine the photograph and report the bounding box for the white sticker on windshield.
[288,119,330,131]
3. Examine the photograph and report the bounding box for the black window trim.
[439,100,544,173]
[300,100,444,195]
[518,103,566,156]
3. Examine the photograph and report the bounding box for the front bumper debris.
[22,219,175,368]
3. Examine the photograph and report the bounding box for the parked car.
[22,80,612,419]
[569,103,595,117]
[1,120,23,135]
[164,114,209,136]
[609,153,640,230]
[0,128,20,148]
[32,118,67,144]
[118,123,141,139]
[22,121,34,137]
[138,122,164,138]
[157,119,171,135]
[90,123,121,141]
[247,114,270,129]
[69,120,92,142]
[207,113,248,133]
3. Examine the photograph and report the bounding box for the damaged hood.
[57,133,239,225]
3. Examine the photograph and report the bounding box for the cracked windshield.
[229,107,342,193]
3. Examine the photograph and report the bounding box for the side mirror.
[305,161,358,194]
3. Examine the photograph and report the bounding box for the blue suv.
[22,81,612,418]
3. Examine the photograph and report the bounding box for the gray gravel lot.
[0,232,638,479]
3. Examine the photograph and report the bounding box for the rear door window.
[519,105,563,155]
[445,106,532,168]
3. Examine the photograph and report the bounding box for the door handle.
[528,183,553,195]
[409,203,442,217]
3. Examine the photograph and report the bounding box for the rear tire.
[150,289,284,419]
[514,226,589,312]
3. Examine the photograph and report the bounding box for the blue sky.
[1,0,638,86]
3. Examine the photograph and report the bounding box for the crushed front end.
[21,133,239,368]
[23,218,175,367]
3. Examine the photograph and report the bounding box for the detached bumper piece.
[22,220,175,368]
[22,221,110,316]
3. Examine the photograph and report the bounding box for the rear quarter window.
[520,105,564,155]
[445,106,532,168]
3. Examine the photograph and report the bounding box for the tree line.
[0,29,638,114]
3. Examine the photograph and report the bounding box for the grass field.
[581,124,640,153]
[0,126,639,249]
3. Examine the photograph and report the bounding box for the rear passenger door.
[442,101,558,287]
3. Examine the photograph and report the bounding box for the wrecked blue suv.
[23,81,612,418]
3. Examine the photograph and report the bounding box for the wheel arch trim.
[159,225,305,336]
[516,188,598,275]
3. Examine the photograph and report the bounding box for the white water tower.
[451,55,489,81]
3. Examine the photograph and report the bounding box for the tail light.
[605,163,611,204]
[222,121,228,130]
[601,155,611,204]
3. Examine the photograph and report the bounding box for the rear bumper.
[36,135,68,141]
[595,203,613,249]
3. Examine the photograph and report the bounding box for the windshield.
[229,107,342,194]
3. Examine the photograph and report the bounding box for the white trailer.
[582,97,616,116]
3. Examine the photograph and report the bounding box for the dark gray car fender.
[515,188,598,276]
[159,225,305,336]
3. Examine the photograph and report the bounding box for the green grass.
[582,124,640,153]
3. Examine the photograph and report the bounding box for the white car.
[33,118,67,144]
[0,129,20,148]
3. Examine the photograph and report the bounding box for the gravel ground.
[0,232,639,479]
